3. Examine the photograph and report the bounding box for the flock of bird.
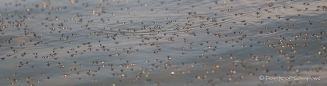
[0,0,326,86]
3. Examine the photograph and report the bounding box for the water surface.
[0,0,326,86]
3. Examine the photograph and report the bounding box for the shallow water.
[0,0,327,86]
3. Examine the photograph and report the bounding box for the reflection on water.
[0,0,327,86]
